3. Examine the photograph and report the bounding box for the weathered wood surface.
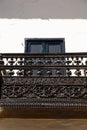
[0,108,87,118]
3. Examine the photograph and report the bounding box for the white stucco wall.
[0,19,87,53]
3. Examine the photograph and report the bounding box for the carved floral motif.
[2,77,87,99]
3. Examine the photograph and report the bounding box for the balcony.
[0,53,87,117]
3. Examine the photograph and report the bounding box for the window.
[25,38,65,53]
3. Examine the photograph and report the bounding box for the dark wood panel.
[1,108,87,118]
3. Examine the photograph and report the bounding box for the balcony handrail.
[0,52,87,77]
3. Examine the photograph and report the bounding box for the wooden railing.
[0,53,87,110]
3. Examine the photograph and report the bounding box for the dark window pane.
[48,44,61,53]
[31,43,42,53]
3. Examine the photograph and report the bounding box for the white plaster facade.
[0,1,87,53]
[0,19,87,53]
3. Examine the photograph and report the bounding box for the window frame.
[24,38,65,53]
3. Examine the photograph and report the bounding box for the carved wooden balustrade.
[0,53,87,111]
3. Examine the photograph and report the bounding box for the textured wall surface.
[0,0,87,19]
[0,119,87,130]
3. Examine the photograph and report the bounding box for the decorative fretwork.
[0,53,87,77]
[0,53,87,109]
[2,77,87,99]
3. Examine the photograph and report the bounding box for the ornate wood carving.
[0,53,87,109]
[1,77,87,99]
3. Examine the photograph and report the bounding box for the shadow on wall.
[0,0,87,18]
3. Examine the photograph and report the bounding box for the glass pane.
[31,43,42,53]
[49,44,61,53]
